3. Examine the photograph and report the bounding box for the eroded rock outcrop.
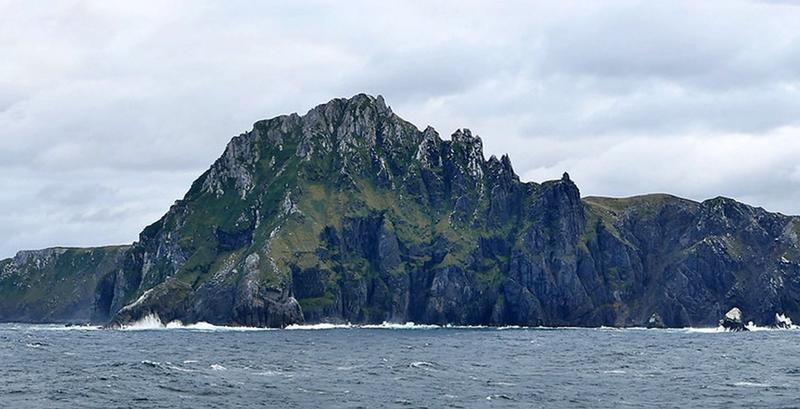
[647,313,666,329]
[719,308,748,331]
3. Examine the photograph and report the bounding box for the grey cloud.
[520,132,800,215]
[36,183,116,207]
[538,2,800,88]
[555,83,800,135]
[2,0,800,258]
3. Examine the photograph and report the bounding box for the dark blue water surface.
[1,323,798,408]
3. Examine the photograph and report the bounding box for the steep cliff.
[2,94,799,328]
[0,246,129,323]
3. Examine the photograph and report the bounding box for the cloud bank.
[2,0,799,258]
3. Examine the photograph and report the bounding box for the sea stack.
[719,308,748,332]
[646,313,666,329]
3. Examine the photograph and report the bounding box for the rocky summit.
[2,94,800,328]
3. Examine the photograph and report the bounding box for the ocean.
[1,322,798,408]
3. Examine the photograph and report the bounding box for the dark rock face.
[108,278,194,327]
[2,93,800,328]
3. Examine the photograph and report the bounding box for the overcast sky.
[2,0,800,258]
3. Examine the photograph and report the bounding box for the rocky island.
[2,94,799,329]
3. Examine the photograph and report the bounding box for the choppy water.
[1,322,799,408]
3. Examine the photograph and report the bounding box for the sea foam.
[120,314,272,331]
[112,315,800,332]
[285,321,489,330]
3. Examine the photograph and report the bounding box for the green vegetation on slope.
[0,246,128,322]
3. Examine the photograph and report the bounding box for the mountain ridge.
[2,93,799,328]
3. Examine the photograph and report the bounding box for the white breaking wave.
[683,323,800,333]
[83,314,800,332]
[0,324,102,331]
[165,321,244,331]
[121,313,165,330]
[122,317,465,331]
[486,394,513,401]
[746,322,768,332]
[286,321,489,330]
[683,327,724,334]
[362,322,443,329]
[733,381,771,388]
[52,325,103,331]
[285,323,353,330]
[776,313,795,328]
[119,313,273,331]
[110,317,793,332]
[253,370,284,376]
[743,321,797,332]
[409,361,436,369]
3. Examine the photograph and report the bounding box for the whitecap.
[681,319,800,333]
[733,381,770,388]
[6,324,102,331]
[488,381,516,386]
[362,322,441,329]
[119,314,273,331]
[210,364,227,371]
[140,360,163,369]
[181,322,223,330]
[336,366,358,371]
[49,325,102,331]
[682,327,725,334]
[745,321,799,332]
[165,321,247,331]
[120,313,165,330]
[285,321,488,330]
[745,322,770,332]
[683,325,776,333]
[409,361,435,370]
[285,323,353,330]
